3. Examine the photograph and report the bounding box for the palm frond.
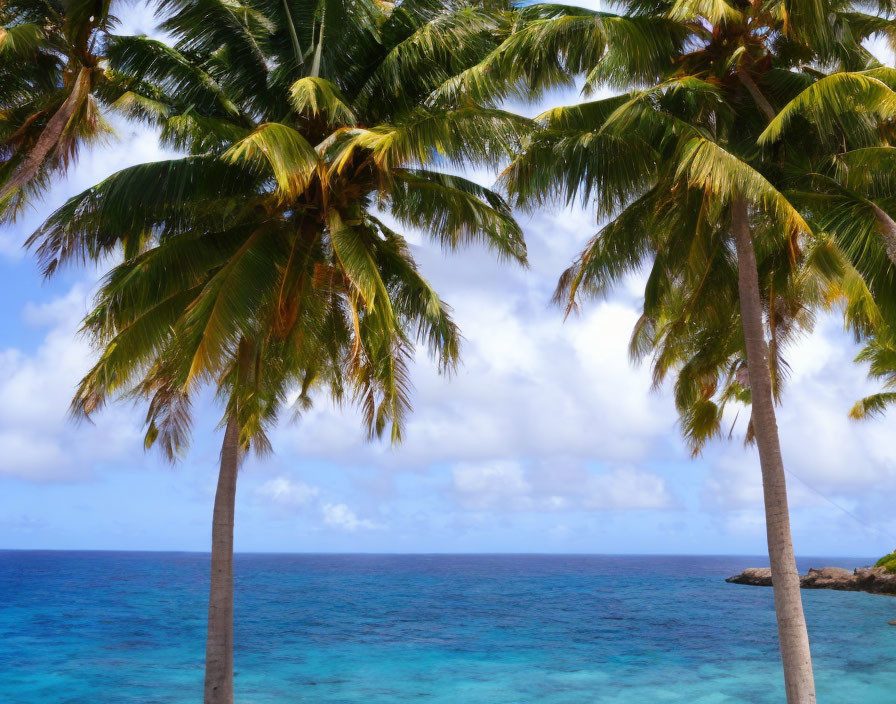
[387,168,527,263]
[224,122,320,200]
[289,76,356,125]
[758,71,896,144]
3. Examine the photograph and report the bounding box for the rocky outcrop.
[726,567,773,586]
[726,566,896,595]
[801,567,856,589]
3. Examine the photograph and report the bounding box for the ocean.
[1,552,894,702]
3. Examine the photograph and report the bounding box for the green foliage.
[490,0,896,452]
[224,123,320,199]
[758,71,896,146]
[849,337,896,419]
[874,551,896,572]
[28,0,527,457]
[0,0,137,219]
[289,76,356,125]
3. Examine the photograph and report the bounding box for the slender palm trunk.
[204,414,240,704]
[0,67,91,202]
[309,3,325,78]
[731,197,816,704]
[871,204,896,266]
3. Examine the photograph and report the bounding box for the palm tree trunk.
[0,67,91,203]
[870,203,896,266]
[310,2,325,78]
[203,414,240,704]
[731,196,816,704]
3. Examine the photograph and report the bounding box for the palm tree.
[28,1,528,702]
[0,0,126,219]
[479,1,896,701]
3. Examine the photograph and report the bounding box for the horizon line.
[0,548,878,559]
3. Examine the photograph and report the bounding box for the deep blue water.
[1,552,895,702]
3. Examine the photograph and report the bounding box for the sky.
[2,4,896,556]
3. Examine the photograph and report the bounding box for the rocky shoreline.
[726,566,896,595]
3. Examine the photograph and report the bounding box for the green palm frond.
[387,169,526,263]
[0,22,47,56]
[180,225,286,384]
[667,0,742,24]
[357,5,506,116]
[161,110,251,154]
[535,94,637,130]
[105,35,241,118]
[501,126,657,214]
[107,91,171,124]
[224,122,320,199]
[28,155,257,275]
[554,187,660,313]
[331,106,532,173]
[675,135,810,236]
[366,214,460,373]
[142,378,193,462]
[327,209,394,321]
[758,71,896,144]
[26,0,533,458]
[834,147,896,195]
[288,76,356,125]
[849,392,896,419]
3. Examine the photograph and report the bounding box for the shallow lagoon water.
[2,552,895,702]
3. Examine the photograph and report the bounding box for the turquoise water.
[1,552,895,702]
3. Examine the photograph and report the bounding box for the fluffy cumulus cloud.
[451,461,532,510]
[693,311,896,552]
[254,193,896,552]
[254,475,382,532]
[451,460,674,512]
[6,154,895,551]
[321,503,383,532]
[0,285,144,481]
[255,477,320,509]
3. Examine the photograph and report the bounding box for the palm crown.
[28,0,529,453]
[0,0,134,220]
[489,0,896,449]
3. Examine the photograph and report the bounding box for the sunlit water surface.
[2,552,894,702]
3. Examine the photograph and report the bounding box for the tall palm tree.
[28,1,528,702]
[476,1,896,701]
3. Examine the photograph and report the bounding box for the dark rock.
[801,567,855,589]
[727,565,896,596]
[726,567,772,586]
[854,567,896,595]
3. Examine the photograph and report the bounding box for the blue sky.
[2,4,896,556]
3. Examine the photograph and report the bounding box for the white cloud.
[321,503,382,531]
[451,459,674,512]
[0,285,143,481]
[253,475,385,533]
[452,460,531,509]
[581,467,675,510]
[255,477,319,509]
